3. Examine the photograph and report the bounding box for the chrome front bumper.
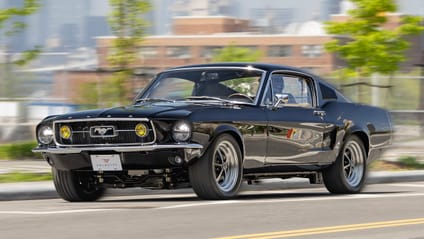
[32,143,203,154]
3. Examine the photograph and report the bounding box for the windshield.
[137,67,265,104]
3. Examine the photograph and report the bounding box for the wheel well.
[351,131,369,156]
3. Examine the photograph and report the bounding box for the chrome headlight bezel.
[172,121,191,142]
[37,125,54,145]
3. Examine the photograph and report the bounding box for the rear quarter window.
[319,83,337,100]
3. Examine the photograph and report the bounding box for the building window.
[244,46,258,51]
[267,45,292,57]
[201,46,224,59]
[138,47,159,59]
[166,46,191,58]
[302,45,322,58]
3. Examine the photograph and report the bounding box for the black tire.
[189,134,243,200]
[323,135,367,194]
[52,168,105,202]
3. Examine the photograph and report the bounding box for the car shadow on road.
[98,190,407,203]
[236,190,407,200]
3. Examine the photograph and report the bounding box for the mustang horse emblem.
[90,126,115,137]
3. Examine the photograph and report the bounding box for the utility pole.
[414,17,424,136]
[417,51,424,136]
[3,48,12,98]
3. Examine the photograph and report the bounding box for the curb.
[1,170,424,201]
[0,181,58,201]
[366,170,424,184]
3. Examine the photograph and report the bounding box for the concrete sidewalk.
[382,139,424,162]
[1,170,424,201]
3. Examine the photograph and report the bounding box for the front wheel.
[52,168,105,202]
[189,134,243,199]
[323,135,367,194]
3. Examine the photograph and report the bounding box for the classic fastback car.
[33,63,393,201]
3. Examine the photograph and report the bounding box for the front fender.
[190,123,245,164]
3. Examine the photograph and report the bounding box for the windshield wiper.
[185,96,255,106]
[134,98,175,104]
[184,96,235,105]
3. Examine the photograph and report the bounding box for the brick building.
[55,14,423,104]
[96,16,337,73]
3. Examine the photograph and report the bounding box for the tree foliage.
[0,0,41,97]
[106,0,151,105]
[0,0,41,65]
[0,0,39,36]
[212,44,262,62]
[325,0,424,76]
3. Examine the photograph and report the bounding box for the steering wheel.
[227,93,254,103]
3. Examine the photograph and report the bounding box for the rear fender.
[341,126,370,158]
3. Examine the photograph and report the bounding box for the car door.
[264,72,335,165]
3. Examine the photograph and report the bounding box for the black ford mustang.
[33,63,393,201]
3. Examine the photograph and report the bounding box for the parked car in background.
[33,63,393,201]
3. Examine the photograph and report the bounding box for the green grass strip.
[0,141,42,160]
[0,172,52,183]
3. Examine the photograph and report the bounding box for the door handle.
[314,110,326,118]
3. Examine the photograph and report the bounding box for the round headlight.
[135,123,148,137]
[60,125,72,140]
[172,121,191,142]
[37,125,54,145]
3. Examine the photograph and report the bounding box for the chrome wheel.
[189,134,243,199]
[323,135,367,194]
[342,140,365,187]
[213,140,240,192]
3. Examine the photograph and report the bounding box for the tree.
[0,0,41,97]
[212,44,262,62]
[325,0,423,77]
[106,0,151,105]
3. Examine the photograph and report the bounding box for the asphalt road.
[0,182,424,239]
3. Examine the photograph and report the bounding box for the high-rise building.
[1,0,28,51]
[1,0,111,51]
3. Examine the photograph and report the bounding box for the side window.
[264,73,313,107]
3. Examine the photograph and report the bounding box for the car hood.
[53,101,238,121]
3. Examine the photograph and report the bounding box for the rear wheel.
[323,135,367,194]
[189,134,243,199]
[52,168,105,202]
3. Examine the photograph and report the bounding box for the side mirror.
[272,93,289,110]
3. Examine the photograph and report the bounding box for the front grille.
[54,119,156,146]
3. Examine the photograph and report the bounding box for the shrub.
[398,156,424,169]
[0,141,41,160]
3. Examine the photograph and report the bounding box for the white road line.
[157,192,424,210]
[158,200,241,209]
[0,209,120,215]
[387,183,424,188]
[3,191,424,214]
